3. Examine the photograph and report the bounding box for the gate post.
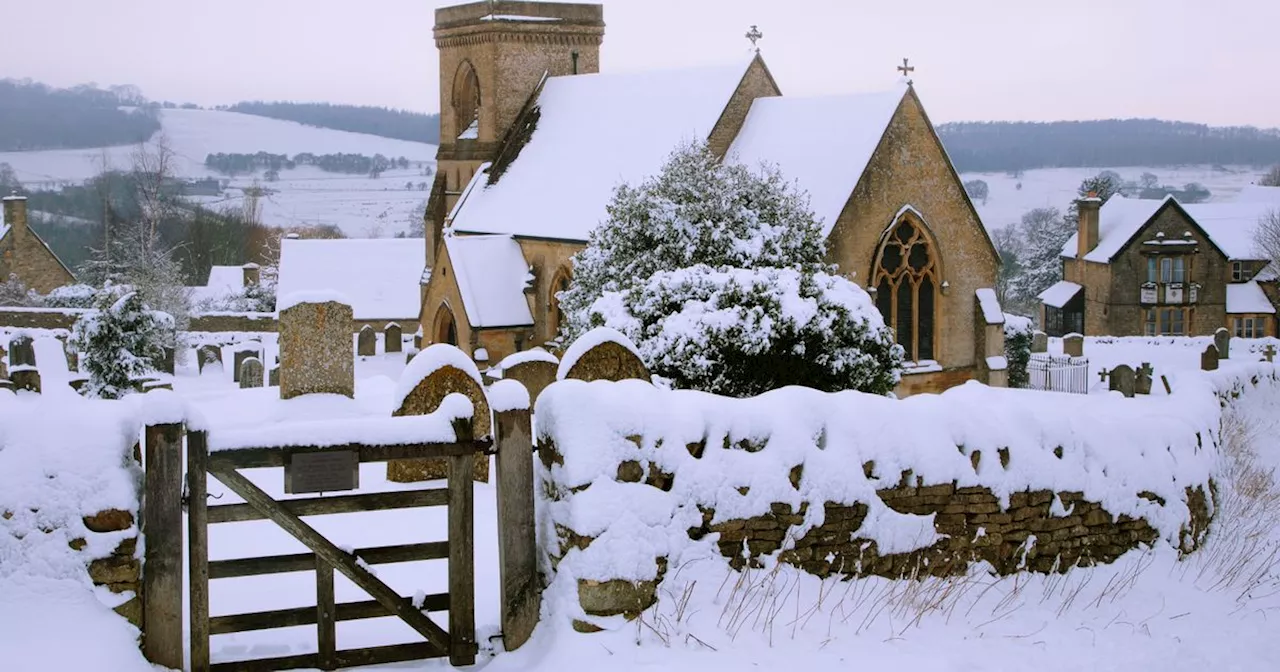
[142,423,185,669]
[495,406,539,651]
[188,430,210,672]
[447,416,477,666]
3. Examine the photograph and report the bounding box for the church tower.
[426,1,605,269]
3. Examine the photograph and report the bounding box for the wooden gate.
[186,417,487,672]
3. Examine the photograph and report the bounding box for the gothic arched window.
[873,214,939,363]
[548,266,572,339]
[452,61,481,140]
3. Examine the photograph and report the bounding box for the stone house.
[0,196,76,295]
[1041,193,1280,337]
[420,0,1004,395]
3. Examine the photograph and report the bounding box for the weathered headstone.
[1264,344,1277,363]
[1213,327,1230,360]
[1136,362,1153,395]
[1109,364,1136,398]
[1063,333,1084,358]
[239,357,264,389]
[279,301,354,399]
[1031,330,1048,354]
[384,323,403,353]
[1201,344,1220,371]
[64,347,78,373]
[387,351,490,483]
[152,347,175,375]
[232,345,261,384]
[0,345,8,379]
[503,360,558,407]
[357,325,376,357]
[197,345,222,373]
[9,335,39,393]
[561,339,650,382]
[268,366,279,387]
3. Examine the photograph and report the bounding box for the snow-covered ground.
[0,108,437,237]
[961,165,1269,232]
[3,330,1279,671]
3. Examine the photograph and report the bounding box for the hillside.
[227,101,440,145]
[0,80,160,151]
[938,119,1280,173]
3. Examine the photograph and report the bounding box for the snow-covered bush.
[0,273,43,307]
[44,283,98,309]
[194,282,276,313]
[71,285,174,399]
[560,141,901,396]
[1004,314,1034,389]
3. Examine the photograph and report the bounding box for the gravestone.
[1063,334,1084,358]
[1264,344,1276,363]
[279,301,354,399]
[1031,331,1048,354]
[1213,327,1230,360]
[357,325,376,357]
[561,339,650,383]
[0,345,8,379]
[1201,344,1220,371]
[152,347,175,375]
[268,366,279,387]
[197,345,222,373]
[1109,364,1136,398]
[384,323,403,353]
[387,357,490,484]
[9,335,39,393]
[239,357,264,389]
[232,345,261,383]
[64,346,78,373]
[1136,362,1153,395]
[503,360,558,407]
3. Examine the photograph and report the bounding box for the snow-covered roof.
[277,238,424,319]
[1062,195,1278,263]
[448,59,754,242]
[728,85,907,236]
[1226,281,1275,314]
[1038,280,1082,308]
[443,235,534,328]
[974,288,1005,325]
[190,265,244,303]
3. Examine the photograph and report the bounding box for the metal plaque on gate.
[284,450,359,494]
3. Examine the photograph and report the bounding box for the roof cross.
[897,58,915,82]
[745,25,763,52]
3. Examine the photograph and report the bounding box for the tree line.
[226,101,440,145]
[204,152,412,178]
[938,119,1280,173]
[0,79,160,151]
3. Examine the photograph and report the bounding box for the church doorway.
[872,213,940,363]
[434,304,458,346]
[548,266,573,340]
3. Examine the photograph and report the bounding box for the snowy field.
[0,108,437,237]
[960,165,1269,231]
[2,330,1279,671]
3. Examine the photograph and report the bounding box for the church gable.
[706,55,782,158]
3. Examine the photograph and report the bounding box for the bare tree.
[131,134,180,247]
[1262,165,1280,188]
[1253,209,1280,267]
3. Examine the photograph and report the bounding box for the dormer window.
[1232,261,1251,282]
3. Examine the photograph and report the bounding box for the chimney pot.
[2,196,28,235]
[1076,197,1102,259]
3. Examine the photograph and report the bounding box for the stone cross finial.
[745,25,763,51]
[897,58,915,81]
[1138,362,1153,377]
[1097,368,1110,384]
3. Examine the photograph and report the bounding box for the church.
[419,0,1004,396]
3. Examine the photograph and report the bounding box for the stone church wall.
[706,56,781,158]
[533,367,1260,630]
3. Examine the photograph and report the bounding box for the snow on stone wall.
[533,368,1277,630]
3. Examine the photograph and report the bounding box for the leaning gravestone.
[1201,344,1220,371]
[384,323,403,353]
[1063,333,1084,358]
[1214,327,1230,360]
[357,325,376,357]
[232,345,261,384]
[387,345,490,483]
[558,328,650,383]
[1109,364,1136,398]
[1031,331,1048,354]
[197,345,222,373]
[239,357,264,389]
[499,349,559,407]
[279,300,354,399]
[9,334,40,394]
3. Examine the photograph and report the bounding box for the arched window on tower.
[872,213,939,363]
[452,61,481,141]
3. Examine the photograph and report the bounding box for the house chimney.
[1076,192,1102,258]
[2,195,28,235]
[242,262,260,287]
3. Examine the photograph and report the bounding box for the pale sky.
[2,0,1277,127]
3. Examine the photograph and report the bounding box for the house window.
[1147,257,1158,283]
[1233,317,1266,338]
[1158,256,1185,284]
[1144,309,1157,336]
[1231,262,1251,282]
[1154,308,1187,335]
[873,215,938,363]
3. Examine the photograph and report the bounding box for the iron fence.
[1027,354,1089,394]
